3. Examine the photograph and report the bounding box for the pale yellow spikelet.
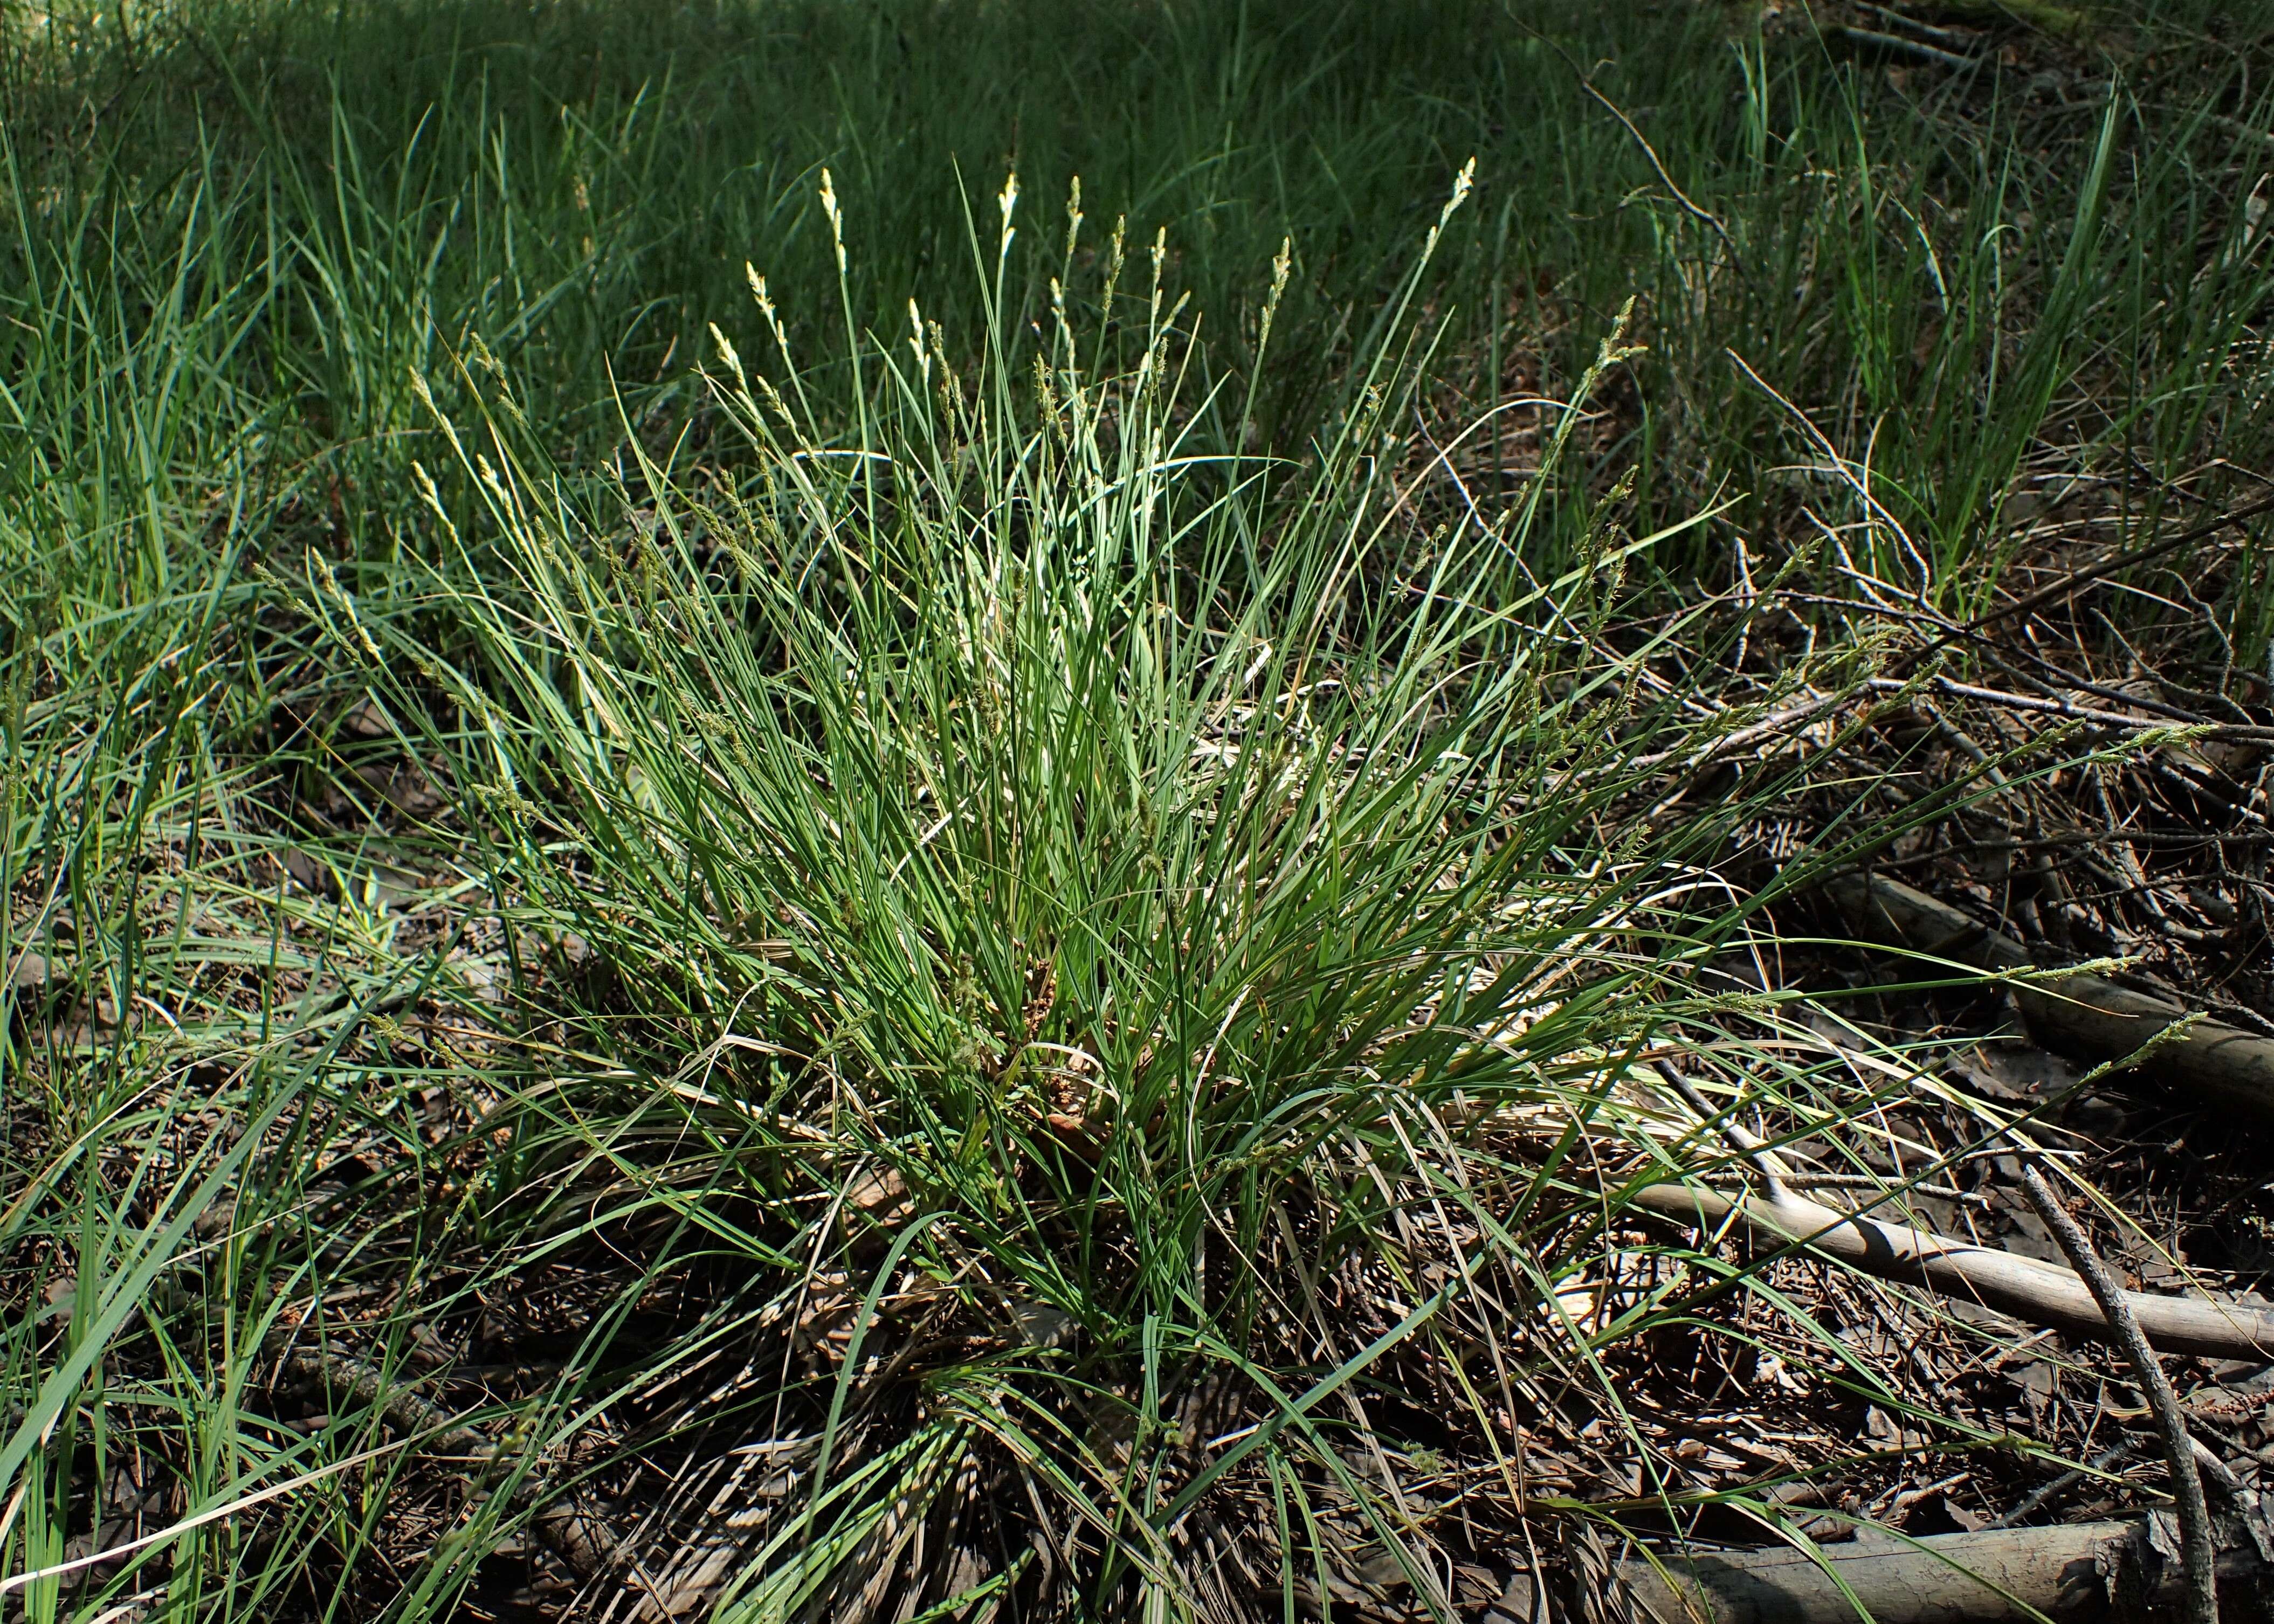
[927,318,963,420]
[819,168,846,273]
[1598,295,1647,368]
[1442,155,1477,225]
[754,374,797,429]
[405,366,466,457]
[572,172,595,257]
[409,460,459,548]
[312,552,384,664]
[708,323,748,390]
[1064,175,1083,259]
[907,298,929,384]
[1146,226,1169,336]
[997,170,1020,262]
[746,264,791,353]
[1258,236,1293,351]
[1421,158,1480,261]
[474,452,511,507]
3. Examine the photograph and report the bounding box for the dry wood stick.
[1827,24,1982,69]
[2018,1162,2217,1624]
[1865,672,2274,742]
[1966,488,2274,633]
[1653,1059,1790,1200]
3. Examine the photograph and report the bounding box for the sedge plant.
[283,170,2073,1619]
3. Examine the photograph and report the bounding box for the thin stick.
[1863,672,2274,744]
[1965,488,2274,633]
[1515,22,1741,264]
[1574,79,1739,257]
[1984,1441,2134,1530]
[2018,1163,2217,1624]
[1827,25,1981,71]
[1654,1060,1789,1201]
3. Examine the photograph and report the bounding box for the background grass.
[6,0,2274,1619]
[13,0,2274,613]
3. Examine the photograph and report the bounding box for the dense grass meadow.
[8,1,2274,1619]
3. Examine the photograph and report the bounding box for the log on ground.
[1620,1507,2274,1623]
[1823,871,2274,1118]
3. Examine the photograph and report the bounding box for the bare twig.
[2018,1162,2217,1624]
[1516,23,1741,264]
[1984,1441,2135,1530]
[1654,1059,1789,1201]
[1576,79,1740,257]
[1772,1171,1988,1205]
[1966,488,2274,633]
[1861,4,1975,48]
[1864,672,2274,743]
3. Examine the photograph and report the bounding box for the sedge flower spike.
[709,323,747,389]
[998,170,1019,264]
[1442,156,1477,226]
[819,169,846,273]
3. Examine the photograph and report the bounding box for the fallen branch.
[1966,488,2274,632]
[1630,1184,2274,1362]
[1824,870,2274,1117]
[2021,1162,2219,1624]
[1620,1505,2274,1624]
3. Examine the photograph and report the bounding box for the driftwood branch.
[1620,1505,2274,1624]
[1630,1184,2274,1363]
[1824,870,2274,1117]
